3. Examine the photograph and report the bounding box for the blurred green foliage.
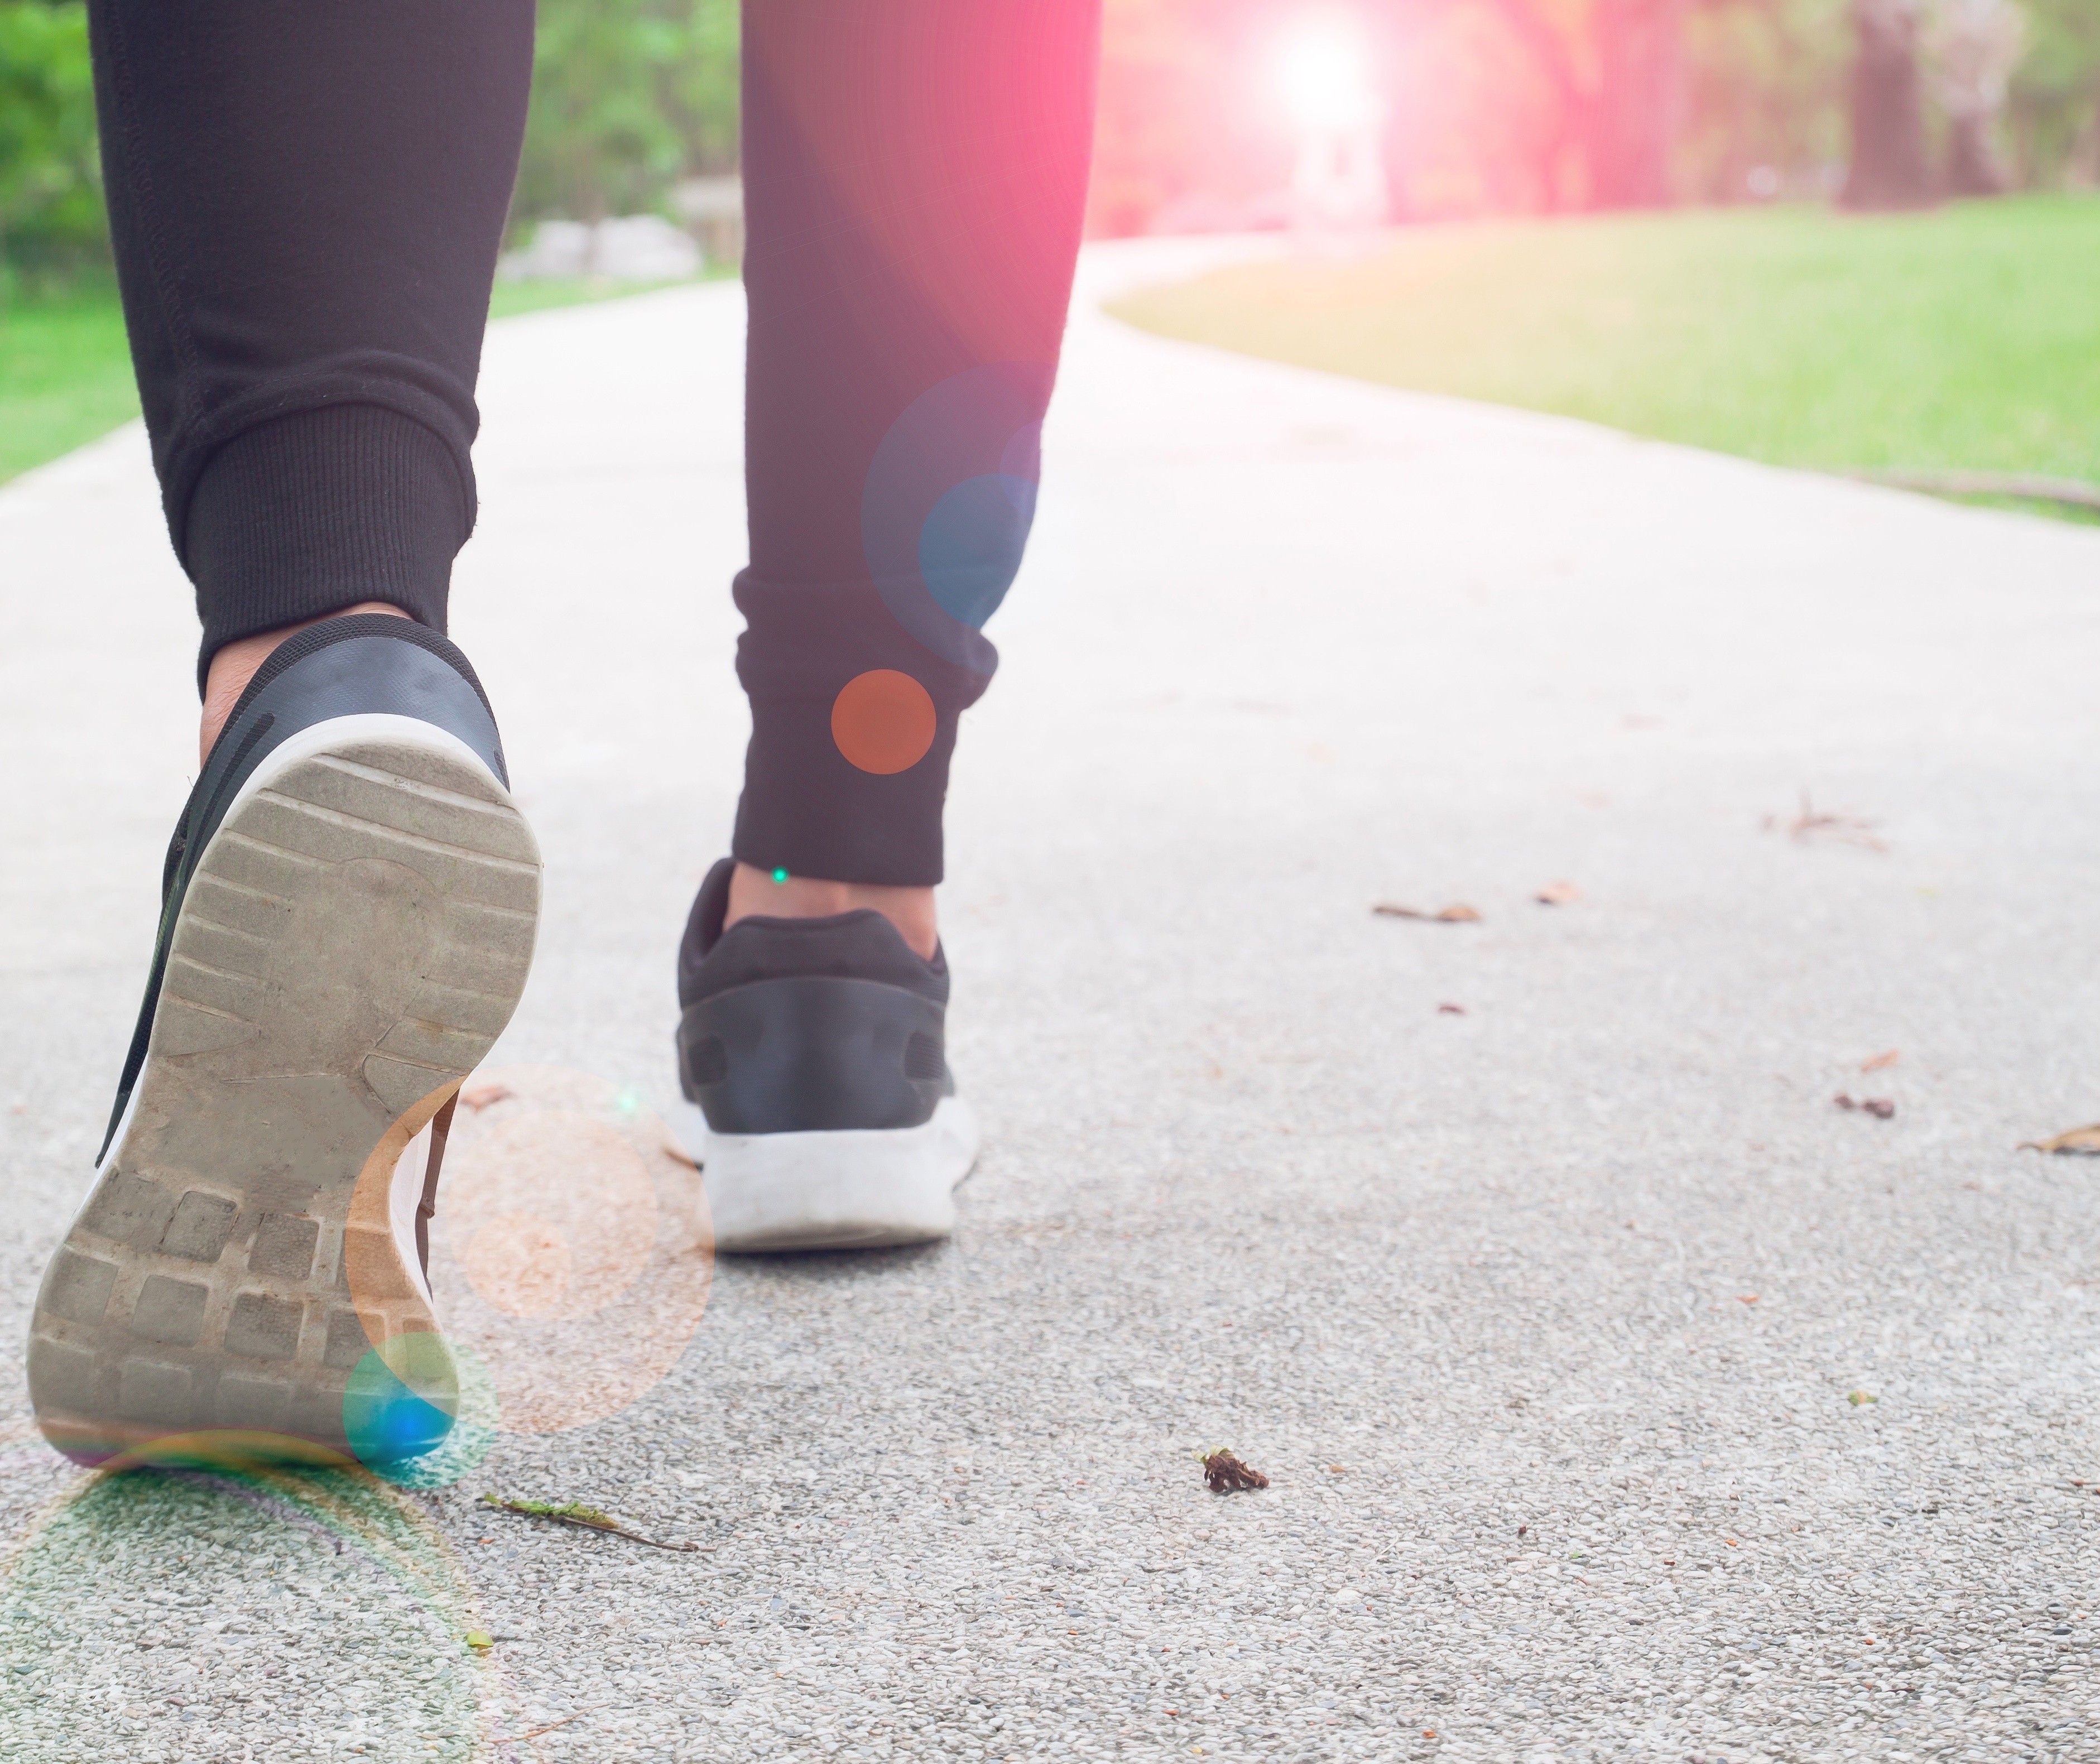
[0,0,741,280]
[0,0,99,282]
[0,0,743,478]
[2011,0,2100,186]
[514,0,738,227]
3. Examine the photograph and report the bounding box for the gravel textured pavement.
[3,238,2100,1763]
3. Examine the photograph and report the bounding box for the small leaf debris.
[2020,1124,2100,1156]
[1834,1094,1895,1119]
[1860,1049,1901,1073]
[1194,1448,1269,1494]
[460,1084,514,1112]
[1770,792,1887,852]
[1436,1002,1466,1015]
[479,1494,698,1552]
[464,1630,494,1651]
[1534,880,1581,905]
[1848,1390,1878,1406]
[494,1704,607,1747]
[1373,902,1481,923]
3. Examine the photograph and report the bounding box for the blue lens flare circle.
[342,1331,488,1482]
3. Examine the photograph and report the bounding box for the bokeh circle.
[422,1066,714,1435]
[831,668,938,774]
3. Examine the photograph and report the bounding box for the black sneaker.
[28,614,541,1467]
[673,859,978,1252]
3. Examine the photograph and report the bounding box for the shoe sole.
[686,1094,979,1253]
[28,714,540,1467]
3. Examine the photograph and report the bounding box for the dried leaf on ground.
[1860,1049,1901,1073]
[1194,1448,1269,1493]
[479,1494,699,1552]
[1535,880,1581,905]
[1834,1094,1896,1119]
[2020,1124,2100,1155]
[1780,792,1887,852]
[1436,1002,1466,1015]
[1372,903,1481,923]
[460,1083,514,1112]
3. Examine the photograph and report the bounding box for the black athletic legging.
[85,0,1100,887]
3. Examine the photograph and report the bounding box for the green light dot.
[771,867,789,885]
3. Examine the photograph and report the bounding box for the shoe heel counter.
[677,977,948,1135]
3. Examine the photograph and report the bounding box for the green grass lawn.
[1111,196,2100,515]
[0,282,140,484]
[0,273,717,486]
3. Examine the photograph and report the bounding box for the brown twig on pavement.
[479,1495,699,1552]
[1785,793,1887,852]
[1852,468,2100,512]
[493,1703,609,1748]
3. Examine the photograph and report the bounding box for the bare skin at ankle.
[199,601,412,765]
[724,861,938,961]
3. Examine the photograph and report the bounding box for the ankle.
[725,861,938,961]
[200,602,412,765]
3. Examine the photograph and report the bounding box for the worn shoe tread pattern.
[28,735,539,1463]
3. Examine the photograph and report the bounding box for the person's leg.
[29,4,542,1469]
[675,0,1099,1251]
[86,0,534,738]
[726,0,1102,950]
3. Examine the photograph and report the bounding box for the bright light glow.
[1277,16,1380,133]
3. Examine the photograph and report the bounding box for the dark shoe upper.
[98,614,505,1163]
[676,858,955,1136]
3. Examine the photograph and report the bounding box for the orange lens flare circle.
[418,1066,713,1434]
[831,669,938,775]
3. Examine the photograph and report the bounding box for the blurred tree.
[1472,0,1690,206]
[1086,0,1286,235]
[2008,0,2100,186]
[1839,0,1933,205]
[1928,0,2024,193]
[1590,0,1694,203]
[1384,1,1569,215]
[514,0,738,227]
[1679,0,1848,202]
[0,0,101,282]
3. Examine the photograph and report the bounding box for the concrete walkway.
[4,238,2100,1762]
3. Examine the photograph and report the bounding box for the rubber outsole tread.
[28,729,541,1465]
[251,789,540,873]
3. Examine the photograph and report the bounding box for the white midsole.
[218,712,506,842]
[673,1095,981,1252]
